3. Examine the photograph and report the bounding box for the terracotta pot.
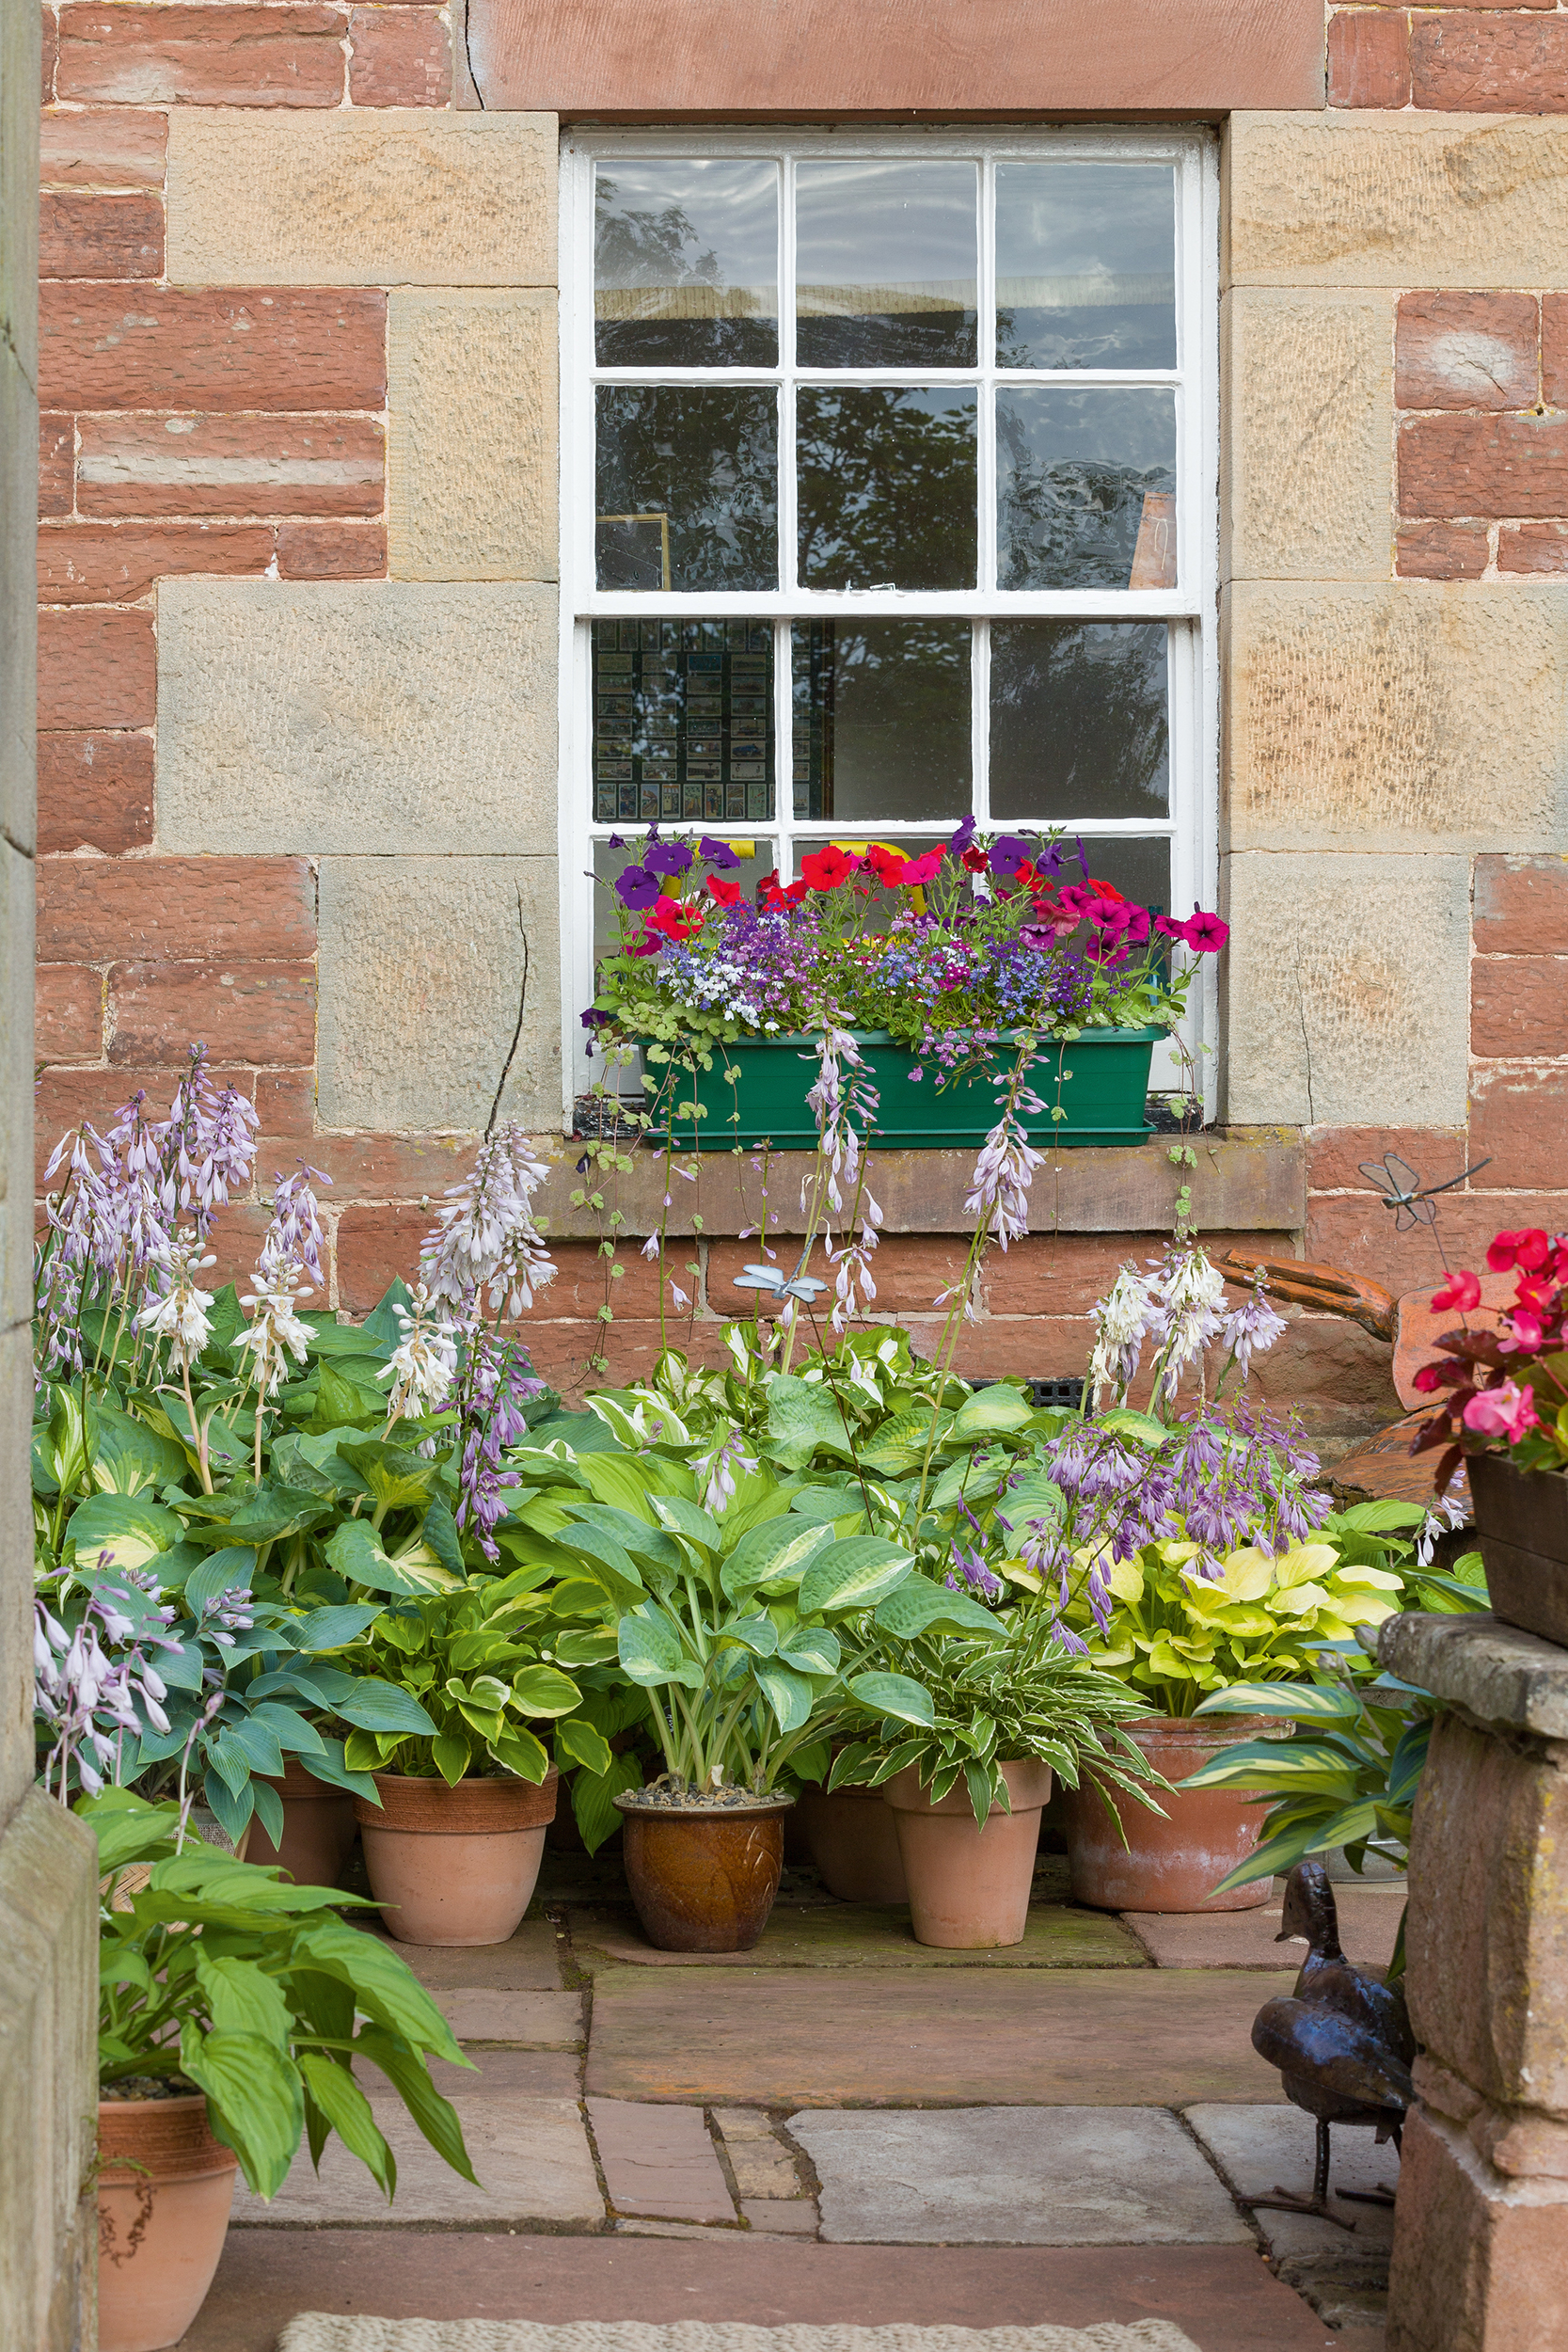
[245,1758,356,1887]
[354,1769,558,1946]
[799,1782,909,1905]
[1468,1452,1568,1645]
[1063,1714,1277,1913]
[883,1757,1053,1948]
[97,2093,237,2352]
[613,1790,793,1950]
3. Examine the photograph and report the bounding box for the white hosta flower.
[237,1268,313,1393]
[136,1233,217,1360]
[379,1285,460,1419]
[1087,1266,1160,1405]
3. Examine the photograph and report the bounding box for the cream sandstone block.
[316,856,562,1136]
[1223,850,1470,1128]
[1221,287,1392,582]
[1226,581,1568,850]
[166,112,557,288]
[389,290,558,582]
[155,579,558,855]
[1228,109,1568,288]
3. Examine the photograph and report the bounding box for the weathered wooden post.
[1379,1613,1568,2351]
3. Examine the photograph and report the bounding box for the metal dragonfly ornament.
[1356,1152,1492,1278]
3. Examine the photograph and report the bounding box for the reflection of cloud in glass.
[594,161,779,366]
[997,388,1176,590]
[990,621,1168,822]
[796,161,977,368]
[995,163,1176,371]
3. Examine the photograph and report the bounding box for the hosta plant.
[90,1788,475,2200]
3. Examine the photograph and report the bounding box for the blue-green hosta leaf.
[1194,1682,1360,1724]
[753,1661,815,1735]
[651,1494,724,1556]
[785,1486,865,1526]
[717,1613,778,1659]
[297,2052,395,2199]
[508,1664,582,1718]
[328,1677,438,1738]
[64,1491,181,1572]
[552,1519,645,1604]
[298,1735,379,1804]
[184,1547,259,1612]
[617,1606,703,1689]
[873,1576,1000,1639]
[179,2024,303,2201]
[845,1671,935,1727]
[562,1501,685,1578]
[326,1518,461,1597]
[721,1516,832,1600]
[948,1386,1033,1440]
[293,1604,385,1652]
[798,1536,915,1620]
[196,1953,293,2049]
[991,1471,1066,1532]
[778,1624,840,1677]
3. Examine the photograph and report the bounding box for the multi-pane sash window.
[559,130,1218,1109]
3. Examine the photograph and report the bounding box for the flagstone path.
[195,1851,1401,2352]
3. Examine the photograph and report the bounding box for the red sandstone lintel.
[463,0,1327,117]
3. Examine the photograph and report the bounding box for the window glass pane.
[593,834,776,962]
[996,389,1176,590]
[996,163,1176,372]
[796,161,978,368]
[798,389,977,591]
[594,160,779,368]
[1070,835,1172,921]
[592,617,775,826]
[596,388,778,592]
[990,622,1168,822]
[792,623,970,822]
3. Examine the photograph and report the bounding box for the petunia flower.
[615,865,662,910]
[1180,909,1230,953]
[699,835,741,870]
[644,840,693,877]
[898,850,943,886]
[1056,883,1096,922]
[989,834,1032,882]
[800,846,860,891]
[864,843,910,885]
[1153,913,1188,940]
[643,897,702,943]
[705,875,742,907]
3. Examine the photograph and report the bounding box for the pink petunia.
[1180,909,1230,953]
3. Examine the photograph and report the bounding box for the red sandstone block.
[1306,1193,1568,1296]
[1411,13,1568,110]
[35,1063,255,1184]
[1387,2107,1568,2352]
[40,521,275,604]
[254,1129,469,1201]
[348,4,449,103]
[77,413,384,521]
[39,191,163,281]
[537,1240,677,1323]
[37,965,104,1064]
[252,1069,317,1129]
[40,287,387,413]
[107,961,317,1068]
[586,2099,733,2224]
[38,731,154,854]
[520,1317,735,1402]
[334,1204,428,1313]
[1395,292,1538,413]
[40,106,167,188]
[1307,1124,1469,1192]
[1544,294,1568,411]
[37,607,153,729]
[42,4,57,100]
[275,520,387,578]
[1400,411,1568,520]
[1396,521,1488,579]
[1498,522,1568,575]
[1472,955,1568,1057]
[203,1203,291,1294]
[40,414,73,517]
[56,5,347,106]
[40,856,316,962]
[1474,855,1568,954]
[1327,10,1411,107]
[1469,1066,1568,1190]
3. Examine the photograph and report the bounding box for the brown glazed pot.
[613,1790,794,1950]
[1063,1715,1276,1913]
[244,1757,356,1886]
[1468,1451,1568,1645]
[883,1757,1053,1948]
[354,1768,558,1946]
[97,2093,238,2352]
[798,1782,909,1905]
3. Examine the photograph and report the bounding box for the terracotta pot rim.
[355,1765,559,1833]
[613,1788,797,1820]
[97,2088,240,2183]
[882,1756,1053,1818]
[98,2090,208,2114]
[1124,1711,1284,1738]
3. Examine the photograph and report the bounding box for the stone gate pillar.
[1379,1613,1568,2352]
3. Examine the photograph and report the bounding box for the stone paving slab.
[568,1901,1147,1971]
[426,2048,581,2099]
[1123,1888,1402,1973]
[433,1990,585,2043]
[374,1917,563,1991]
[588,2099,735,2223]
[742,2198,821,2233]
[229,2097,602,2227]
[714,2111,804,2199]
[585,1968,1292,2108]
[790,2107,1254,2246]
[184,2232,1345,2352]
[1184,2103,1399,2260]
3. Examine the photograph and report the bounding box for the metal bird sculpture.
[1247,1862,1416,2229]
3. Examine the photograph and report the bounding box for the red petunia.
[705,875,742,907]
[961,847,990,873]
[800,846,860,892]
[864,843,910,886]
[1488,1228,1551,1274]
[642,897,702,943]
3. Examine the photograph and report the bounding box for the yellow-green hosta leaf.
[1271,1583,1334,1617]
[1272,1543,1340,1590]
[1332,1565,1406,1594]
[64,1491,181,1573]
[1104,1554,1145,1605]
[1216,1549,1275,1603]
[509,1664,582,1718]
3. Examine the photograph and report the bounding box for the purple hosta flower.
[136,1232,217,1362]
[1417,1491,1467,1565]
[963,1080,1047,1252]
[945,1543,1004,1604]
[615,865,662,911]
[421,1122,556,1320]
[159,1046,259,1238]
[695,1427,758,1517]
[1148,1248,1228,1405]
[1086,1266,1160,1406]
[644,839,693,878]
[1217,1270,1288,1384]
[34,1587,175,1801]
[807,1026,883,1334]
[36,1126,123,1375]
[264,1165,331,1289]
[699,835,740,871]
[380,1283,461,1421]
[452,1329,543,1560]
[196,1586,255,1649]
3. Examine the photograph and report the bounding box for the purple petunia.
[644,840,693,878]
[989,834,1032,882]
[615,865,662,910]
[700,835,741,871]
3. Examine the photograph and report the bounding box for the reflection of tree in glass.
[594,176,776,367]
[796,622,970,822]
[990,622,1168,822]
[595,388,778,594]
[996,305,1172,373]
[996,402,1172,591]
[800,305,976,371]
[798,389,977,591]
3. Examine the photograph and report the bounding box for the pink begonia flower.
[1511,1308,1546,1350]
[1463,1380,1539,1442]
[1432,1269,1481,1313]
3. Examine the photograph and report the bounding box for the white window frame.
[557,124,1220,1124]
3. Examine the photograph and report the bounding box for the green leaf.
[64,1491,181,1572]
[87,1403,187,1497]
[80,1788,181,1874]
[949,1386,1033,1439]
[1097,1407,1167,1448]
[185,1546,259,1612]
[651,1494,724,1555]
[509,1664,583,1719]
[799,1536,915,1619]
[288,1917,465,2062]
[764,1375,854,1470]
[326,1519,461,1597]
[340,1439,443,1516]
[309,1360,388,1435]
[179,2024,304,2201]
[721,1516,832,1600]
[778,1624,840,1676]
[553,1519,645,1604]
[196,1954,293,2050]
[359,1280,415,1352]
[293,1604,385,1652]
[433,1732,470,1785]
[572,1752,643,1852]
[873,1576,1000,1639]
[353,2025,478,2185]
[845,1671,936,1726]
[333,1677,438,1738]
[717,1613,778,1659]
[420,1495,466,1580]
[554,1715,614,1776]
[296,2052,395,2200]
[618,1607,702,1689]
[1194,1682,1358,1724]
[753,1661,815,1735]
